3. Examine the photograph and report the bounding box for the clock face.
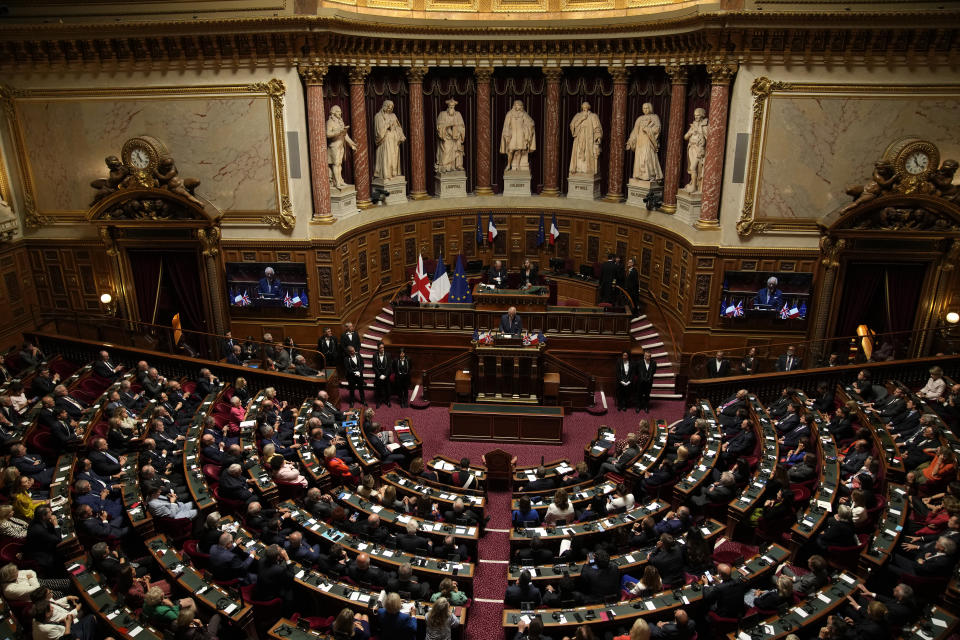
[130,148,151,169]
[905,151,929,175]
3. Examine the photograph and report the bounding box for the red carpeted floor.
[336,388,686,640]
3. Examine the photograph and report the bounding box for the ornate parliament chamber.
[1,2,960,640]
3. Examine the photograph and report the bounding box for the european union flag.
[537,213,546,247]
[476,213,483,247]
[449,255,473,303]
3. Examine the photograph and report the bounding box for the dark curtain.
[882,263,927,334]
[558,70,613,196]
[835,262,886,338]
[323,68,354,185]
[424,70,476,195]
[681,67,711,189]
[491,69,546,194]
[623,68,672,193]
[163,252,207,333]
[365,68,410,193]
[128,250,163,324]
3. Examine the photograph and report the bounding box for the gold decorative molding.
[349,65,372,84]
[406,66,429,84]
[492,0,548,13]
[738,78,960,237]
[542,68,564,82]
[664,64,688,85]
[607,66,630,84]
[197,225,222,257]
[706,61,738,84]
[474,67,494,83]
[0,80,292,230]
[298,64,329,85]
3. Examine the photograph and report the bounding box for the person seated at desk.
[258,266,282,297]
[488,260,508,288]
[753,276,783,307]
[519,258,538,289]
[500,306,522,334]
[210,531,258,584]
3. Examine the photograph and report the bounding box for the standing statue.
[373,100,406,180]
[682,107,708,193]
[435,98,465,173]
[625,102,663,182]
[326,105,357,190]
[568,101,603,176]
[500,100,536,172]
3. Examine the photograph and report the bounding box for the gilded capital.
[664,64,688,85]
[542,68,563,82]
[474,67,495,83]
[349,65,371,84]
[406,66,429,83]
[607,67,630,84]
[706,62,738,84]
[298,64,328,86]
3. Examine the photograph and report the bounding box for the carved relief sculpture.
[839,160,897,214]
[682,108,708,193]
[625,102,663,182]
[435,98,465,173]
[89,156,130,205]
[373,100,406,180]
[154,156,203,206]
[568,101,603,176]
[501,100,536,174]
[326,105,357,190]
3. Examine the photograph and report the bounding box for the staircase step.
[651,392,683,399]
[631,314,647,323]
[641,341,664,350]
[652,382,675,388]
[634,333,659,341]
[369,325,389,333]
[382,307,394,315]
[654,372,674,378]
[375,316,395,326]
[362,333,381,341]
[630,323,653,333]
[360,342,377,350]
[650,351,668,359]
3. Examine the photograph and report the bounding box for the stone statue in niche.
[154,156,203,207]
[373,99,406,180]
[626,102,663,182]
[839,160,897,214]
[435,98,465,173]
[500,99,536,173]
[568,101,603,176]
[682,108,708,193]
[89,156,130,205]
[326,105,357,190]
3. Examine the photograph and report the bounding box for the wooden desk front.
[450,402,564,444]
[472,284,549,312]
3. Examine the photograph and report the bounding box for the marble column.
[660,65,688,214]
[698,62,737,228]
[300,65,333,222]
[541,68,563,197]
[349,65,372,209]
[406,66,429,200]
[604,67,629,202]
[474,67,494,196]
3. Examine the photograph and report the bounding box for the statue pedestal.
[502,170,531,197]
[329,184,359,217]
[626,179,663,209]
[435,171,467,199]
[675,190,703,226]
[566,173,601,201]
[372,176,408,206]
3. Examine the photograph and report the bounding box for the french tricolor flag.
[488,213,498,244]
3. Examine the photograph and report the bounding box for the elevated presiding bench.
[450,402,564,444]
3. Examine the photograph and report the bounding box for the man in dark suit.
[599,253,619,304]
[25,506,64,576]
[889,399,921,436]
[775,345,799,372]
[826,406,855,441]
[901,425,939,471]
[669,405,702,445]
[706,352,730,378]
[774,403,800,434]
[767,387,792,419]
[635,350,657,414]
[340,323,361,365]
[253,544,296,605]
[852,370,876,402]
[578,550,620,603]
[623,258,640,315]
[219,463,257,503]
[717,390,748,427]
[221,331,238,359]
[703,563,747,618]
[317,328,339,370]
[488,259,508,288]
[387,563,430,600]
[788,453,817,482]
[780,415,812,449]
[31,366,58,399]
[50,408,82,452]
[873,387,906,418]
[343,346,365,406]
[367,422,406,464]
[649,534,686,587]
[93,350,125,380]
[77,504,130,540]
[505,570,542,608]
[10,444,54,487]
[753,276,783,307]
[347,552,388,586]
[522,466,556,492]
[393,348,411,408]
[840,440,870,476]
[615,351,634,412]
[54,384,88,420]
[516,534,554,564]
[371,342,392,408]
[258,267,282,297]
[209,532,258,584]
[651,610,696,640]
[293,355,319,377]
[397,520,433,554]
[499,306,523,334]
[600,432,639,475]
[887,536,956,578]
[443,498,480,526]
[718,421,755,468]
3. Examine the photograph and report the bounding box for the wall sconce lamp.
[100,292,117,316]
[947,311,960,325]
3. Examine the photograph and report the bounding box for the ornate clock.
[120,136,169,188]
[883,137,940,194]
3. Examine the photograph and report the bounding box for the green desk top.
[451,403,563,416]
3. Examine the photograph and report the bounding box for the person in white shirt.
[918,366,946,400]
[606,483,636,513]
[543,488,576,525]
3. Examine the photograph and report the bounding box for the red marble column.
[474,67,494,196]
[660,65,688,214]
[406,66,429,200]
[349,65,372,209]
[698,62,737,228]
[541,68,563,197]
[300,64,332,222]
[604,67,629,202]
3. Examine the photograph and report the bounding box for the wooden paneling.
[26,243,113,317]
[0,243,38,347]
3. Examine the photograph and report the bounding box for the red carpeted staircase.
[630,314,682,401]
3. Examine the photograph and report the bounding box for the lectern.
[473,335,543,404]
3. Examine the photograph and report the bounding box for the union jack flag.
[283,291,293,308]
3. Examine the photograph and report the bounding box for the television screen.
[720,271,813,321]
[226,262,309,310]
